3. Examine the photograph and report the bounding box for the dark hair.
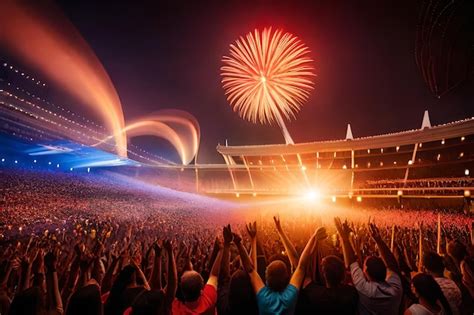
[8,287,45,315]
[66,284,103,315]
[422,251,444,275]
[364,256,386,282]
[105,265,137,314]
[265,260,289,292]
[228,270,258,314]
[322,255,346,287]
[131,289,166,315]
[412,273,452,315]
[180,271,204,302]
[447,240,467,262]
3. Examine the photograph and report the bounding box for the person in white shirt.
[334,218,403,315]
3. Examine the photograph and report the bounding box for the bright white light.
[33,160,37,163]
[461,136,465,141]
[87,167,90,173]
[441,139,445,145]
[1,158,4,162]
[397,190,403,196]
[301,165,307,171]
[236,193,240,198]
[465,190,471,198]
[48,161,52,165]
[14,160,18,164]
[465,169,470,176]
[252,192,257,197]
[356,196,363,202]
[331,196,336,203]
[70,168,73,171]
[304,190,321,202]
[408,160,413,165]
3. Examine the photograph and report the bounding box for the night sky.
[50,0,474,162]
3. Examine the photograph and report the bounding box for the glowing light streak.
[0,1,127,156]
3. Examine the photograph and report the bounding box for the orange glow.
[0,1,127,156]
[221,27,315,128]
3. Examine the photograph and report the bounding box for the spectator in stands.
[172,245,222,315]
[404,273,452,315]
[335,218,403,315]
[422,252,462,315]
[296,255,358,314]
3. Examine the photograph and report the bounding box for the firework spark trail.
[221,27,315,144]
[0,1,127,156]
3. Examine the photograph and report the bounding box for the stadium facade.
[213,112,473,204]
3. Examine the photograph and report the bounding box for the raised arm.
[233,233,265,294]
[368,223,400,274]
[149,242,163,290]
[163,240,177,308]
[45,250,63,315]
[220,225,233,283]
[207,244,223,289]
[290,227,327,289]
[334,217,357,268]
[274,216,299,271]
[246,222,258,270]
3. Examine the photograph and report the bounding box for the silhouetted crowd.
[0,169,473,315]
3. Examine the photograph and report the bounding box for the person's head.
[363,256,386,282]
[447,240,467,262]
[131,289,165,315]
[8,287,45,315]
[422,251,444,276]
[180,271,204,302]
[411,273,451,314]
[321,255,346,287]
[228,270,257,310]
[265,260,289,292]
[66,283,103,315]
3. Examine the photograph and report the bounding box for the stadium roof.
[217,116,474,156]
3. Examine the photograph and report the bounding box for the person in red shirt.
[172,245,222,315]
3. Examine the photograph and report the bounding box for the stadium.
[0,1,473,315]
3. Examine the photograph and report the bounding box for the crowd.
[0,168,473,315]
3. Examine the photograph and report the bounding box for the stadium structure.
[213,114,473,204]
[0,61,473,209]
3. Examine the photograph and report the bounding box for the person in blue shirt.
[234,221,328,315]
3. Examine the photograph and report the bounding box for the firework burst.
[221,27,315,143]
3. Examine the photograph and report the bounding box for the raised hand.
[223,224,233,245]
[368,223,382,241]
[153,241,163,256]
[273,215,282,231]
[232,232,242,245]
[246,221,257,239]
[315,227,328,241]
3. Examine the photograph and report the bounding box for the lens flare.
[0,1,127,156]
[221,27,315,143]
